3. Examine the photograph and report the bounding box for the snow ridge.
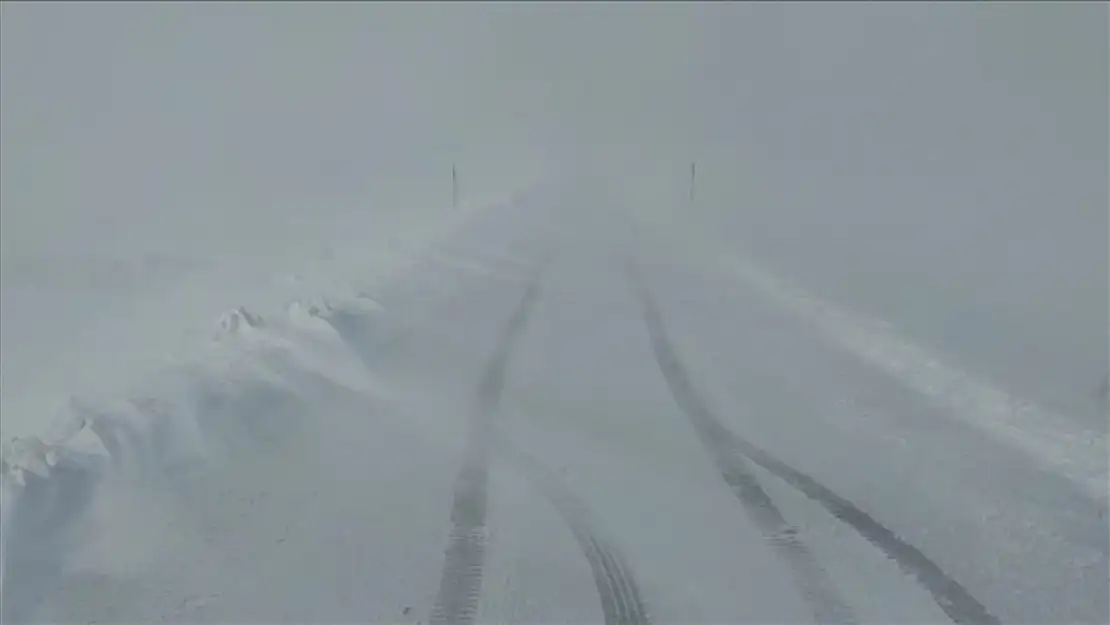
[0,192,511,623]
[0,293,385,622]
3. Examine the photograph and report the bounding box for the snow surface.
[2,187,1105,624]
[3,4,1106,624]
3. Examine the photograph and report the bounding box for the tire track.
[631,266,1001,625]
[492,439,652,625]
[629,268,856,625]
[332,247,652,622]
[429,271,544,625]
[431,249,651,625]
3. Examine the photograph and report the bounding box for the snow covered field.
[3,189,1105,624]
[2,3,1106,624]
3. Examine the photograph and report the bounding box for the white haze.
[4,4,1104,429]
[1,4,1107,624]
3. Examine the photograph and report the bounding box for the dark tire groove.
[329,249,652,623]
[492,440,652,625]
[630,264,1001,625]
[429,269,545,625]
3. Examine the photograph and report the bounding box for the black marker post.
[452,165,459,209]
[689,161,696,208]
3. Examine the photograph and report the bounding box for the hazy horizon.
[3,2,1106,415]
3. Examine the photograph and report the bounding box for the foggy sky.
[1,2,1107,422]
[4,3,1103,249]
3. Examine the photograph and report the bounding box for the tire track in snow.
[631,265,1001,625]
[429,267,544,625]
[328,248,651,622]
[629,267,856,625]
[492,439,651,625]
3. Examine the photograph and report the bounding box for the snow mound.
[0,436,54,482]
[0,307,381,623]
[286,296,333,321]
[285,297,340,337]
[0,187,515,621]
[216,307,265,336]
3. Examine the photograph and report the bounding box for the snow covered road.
[2,190,1106,624]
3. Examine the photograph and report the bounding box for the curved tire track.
[429,270,545,625]
[630,267,856,625]
[432,250,651,625]
[492,439,651,625]
[326,249,652,623]
[631,265,1000,625]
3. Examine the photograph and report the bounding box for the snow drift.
[0,193,526,623]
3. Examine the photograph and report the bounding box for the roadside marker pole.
[452,165,459,209]
[690,161,696,208]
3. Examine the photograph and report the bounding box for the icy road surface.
[2,189,1106,624]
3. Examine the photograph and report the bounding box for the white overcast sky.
[2,2,1105,256]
